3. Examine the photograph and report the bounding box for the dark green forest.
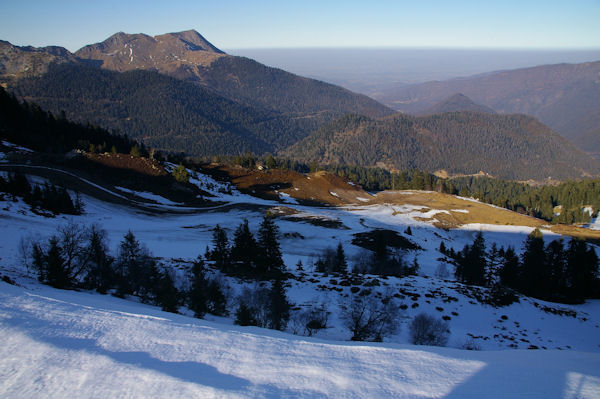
[284,113,600,181]
[2,86,598,225]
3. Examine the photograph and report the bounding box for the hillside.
[1,32,394,156]
[373,61,600,155]
[282,112,600,181]
[74,30,393,118]
[2,281,599,398]
[422,93,496,115]
[0,40,76,81]
[9,63,301,156]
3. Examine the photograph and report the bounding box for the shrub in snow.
[485,283,519,307]
[315,243,347,274]
[234,280,291,331]
[409,313,450,347]
[461,337,481,351]
[290,302,329,336]
[340,292,400,342]
[435,262,450,280]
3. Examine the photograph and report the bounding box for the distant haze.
[227,48,600,94]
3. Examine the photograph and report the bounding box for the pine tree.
[499,246,520,290]
[45,236,68,288]
[334,242,348,273]
[83,225,114,293]
[486,242,502,286]
[257,215,284,276]
[188,259,208,318]
[210,225,230,272]
[439,241,447,254]
[235,303,257,326]
[267,278,291,330]
[230,219,258,274]
[566,238,599,301]
[456,232,487,286]
[520,228,546,297]
[114,231,155,297]
[154,268,179,313]
[545,239,566,300]
[206,279,228,316]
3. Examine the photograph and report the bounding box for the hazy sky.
[1,0,599,52]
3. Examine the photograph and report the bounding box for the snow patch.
[115,187,182,206]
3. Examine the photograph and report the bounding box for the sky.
[1,0,599,52]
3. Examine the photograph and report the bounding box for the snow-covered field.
[2,281,599,398]
[2,157,600,397]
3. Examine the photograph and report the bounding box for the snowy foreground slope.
[2,157,600,397]
[2,281,599,398]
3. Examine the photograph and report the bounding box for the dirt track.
[0,164,239,215]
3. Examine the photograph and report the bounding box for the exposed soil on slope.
[201,165,371,206]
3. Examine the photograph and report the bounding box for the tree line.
[22,217,292,332]
[0,86,140,156]
[0,172,82,215]
[446,230,599,304]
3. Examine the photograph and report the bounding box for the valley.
[1,20,600,398]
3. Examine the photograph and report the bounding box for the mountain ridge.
[421,93,496,115]
[373,60,600,154]
[283,112,600,181]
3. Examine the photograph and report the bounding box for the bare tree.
[409,313,450,346]
[340,292,400,341]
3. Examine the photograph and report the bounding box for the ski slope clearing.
[1,281,599,398]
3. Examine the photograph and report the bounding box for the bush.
[234,281,291,330]
[409,313,450,346]
[486,283,519,307]
[340,293,400,341]
[290,302,329,336]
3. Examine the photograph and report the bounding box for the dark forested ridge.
[3,33,600,183]
[421,93,496,115]
[2,32,394,156]
[73,30,394,118]
[10,63,293,156]
[373,61,600,155]
[0,85,136,154]
[283,112,600,181]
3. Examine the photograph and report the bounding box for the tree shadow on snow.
[442,351,600,399]
[13,322,251,393]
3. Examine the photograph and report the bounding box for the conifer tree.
[566,238,599,301]
[257,215,284,275]
[210,225,230,272]
[545,239,566,299]
[455,232,487,286]
[520,228,546,297]
[230,219,258,273]
[334,242,348,274]
[267,278,291,331]
[153,268,179,313]
[499,246,520,290]
[114,231,155,297]
[235,303,257,326]
[83,225,114,293]
[188,259,208,318]
[45,236,68,288]
[205,279,228,316]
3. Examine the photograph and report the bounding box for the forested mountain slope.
[283,112,600,181]
[373,61,600,154]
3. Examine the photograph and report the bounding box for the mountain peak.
[155,29,224,54]
[0,40,76,81]
[75,29,226,72]
[423,93,496,115]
